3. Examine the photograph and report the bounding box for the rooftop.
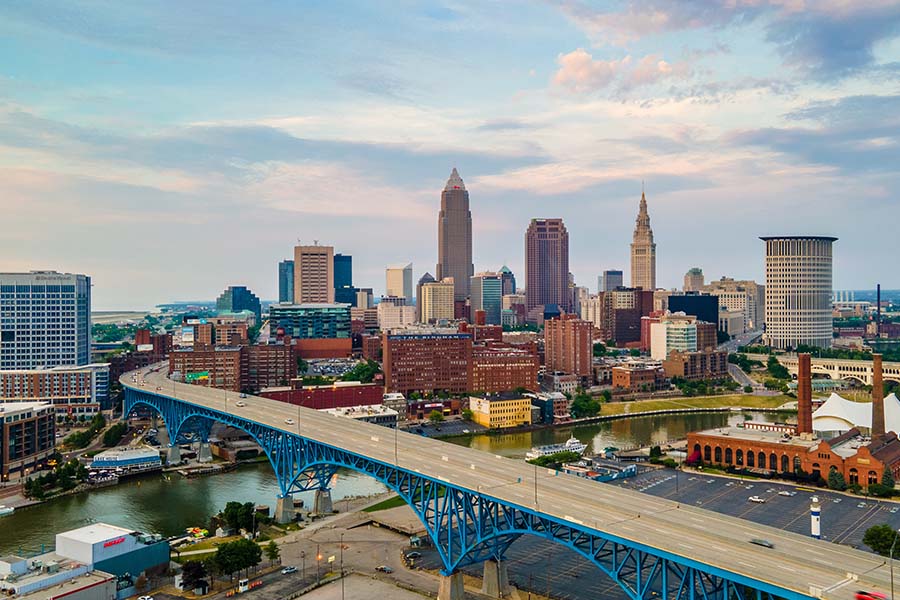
[0,402,53,414]
[759,235,838,242]
[470,391,529,401]
[693,425,819,448]
[56,523,134,545]
[16,568,114,600]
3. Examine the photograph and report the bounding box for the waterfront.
[0,410,788,555]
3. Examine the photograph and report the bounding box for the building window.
[849,468,859,485]
[704,446,711,462]
[725,448,732,465]
[715,447,722,463]
[736,449,744,466]
[781,455,789,472]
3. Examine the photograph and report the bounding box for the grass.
[599,394,794,417]
[362,494,407,513]
[176,535,242,552]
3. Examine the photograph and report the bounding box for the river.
[0,410,785,555]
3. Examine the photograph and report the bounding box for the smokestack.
[873,353,885,437]
[877,284,882,338]
[797,353,813,436]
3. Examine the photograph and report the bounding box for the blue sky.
[2,1,898,309]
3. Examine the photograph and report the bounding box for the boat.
[525,437,587,460]
[0,505,14,517]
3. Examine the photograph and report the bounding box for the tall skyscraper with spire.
[436,168,473,301]
[630,189,657,290]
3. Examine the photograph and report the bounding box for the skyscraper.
[499,265,516,296]
[216,285,262,323]
[293,244,334,304]
[599,270,624,293]
[761,235,836,349]
[333,253,355,305]
[0,271,91,369]
[278,260,294,303]
[386,263,413,303]
[419,278,455,323]
[415,272,435,322]
[436,168,473,301]
[683,267,704,292]
[470,272,503,325]
[525,218,570,312]
[630,190,657,290]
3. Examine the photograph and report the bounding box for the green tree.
[527,450,582,468]
[340,360,382,384]
[601,390,612,402]
[222,501,256,532]
[428,410,445,424]
[743,385,753,393]
[461,409,474,421]
[181,560,208,591]
[214,538,262,580]
[570,392,601,419]
[766,356,790,380]
[296,357,309,374]
[827,469,847,491]
[629,348,642,357]
[264,541,280,566]
[649,445,662,459]
[592,342,607,357]
[884,466,896,490]
[863,524,899,557]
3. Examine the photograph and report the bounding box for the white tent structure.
[812,392,900,434]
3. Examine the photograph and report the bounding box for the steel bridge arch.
[123,388,805,600]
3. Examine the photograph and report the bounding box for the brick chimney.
[872,353,886,437]
[797,353,813,436]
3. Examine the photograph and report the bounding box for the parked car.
[235,401,246,407]
[856,591,887,600]
[749,538,774,548]
[405,551,422,559]
[284,418,295,425]
[375,565,393,573]
[748,496,766,504]
[281,566,298,574]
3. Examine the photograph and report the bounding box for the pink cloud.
[553,49,692,94]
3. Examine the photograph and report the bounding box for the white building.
[650,314,698,360]
[377,303,416,330]
[385,263,413,303]
[419,279,455,323]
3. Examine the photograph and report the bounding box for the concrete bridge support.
[275,494,295,524]
[481,558,516,598]
[314,489,333,514]
[166,445,181,464]
[197,442,213,463]
[437,571,465,600]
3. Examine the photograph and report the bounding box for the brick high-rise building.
[436,169,473,302]
[470,346,539,393]
[294,243,335,303]
[382,333,472,395]
[525,218,569,312]
[630,190,656,290]
[170,346,243,392]
[544,314,592,378]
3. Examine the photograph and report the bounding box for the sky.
[1,1,898,310]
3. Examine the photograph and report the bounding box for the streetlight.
[316,544,321,584]
[891,529,900,600]
[340,533,345,600]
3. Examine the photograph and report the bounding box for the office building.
[419,278,455,324]
[630,191,657,290]
[599,270,624,293]
[719,309,746,337]
[499,266,516,296]
[436,168,474,301]
[761,236,836,349]
[469,393,533,429]
[470,273,503,325]
[525,218,570,312]
[469,346,539,393]
[415,273,435,321]
[544,314,593,378]
[169,340,295,393]
[697,321,718,352]
[0,271,91,369]
[356,288,374,309]
[684,268,704,292]
[385,263,413,303]
[269,303,351,339]
[293,243,334,303]
[382,333,472,395]
[377,302,416,330]
[612,363,667,392]
[702,277,765,331]
[0,401,55,480]
[650,313,698,360]
[334,253,355,305]
[668,293,719,328]
[0,363,109,419]
[215,286,261,323]
[663,349,729,381]
[278,260,294,303]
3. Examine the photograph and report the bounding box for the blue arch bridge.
[124,368,887,600]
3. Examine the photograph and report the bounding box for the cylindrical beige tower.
[760,236,837,350]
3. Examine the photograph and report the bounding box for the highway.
[125,366,892,600]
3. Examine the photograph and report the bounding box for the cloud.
[553,49,691,94]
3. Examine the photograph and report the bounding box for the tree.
[181,560,208,592]
[863,524,900,557]
[827,469,847,491]
[629,348,642,357]
[884,466,896,490]
[264,541,281,566]
[296,357,308,374]
[341,360,382,384]
[428,410,445,424]
[600,390,612,402]
[461,409,474,421]
[214,538,262,580]
[766,356,790,380]
[222,501,256,532]
[593,342,607,357]
[570,393,601,419]
[649,446,662,459]
[743,385,753,393]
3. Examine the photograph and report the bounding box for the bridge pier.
[481,558,516,598]
[166,445,181,464]
[197,442,213,463]
[275,494,295,524]
[437,571,465,600]
[313,489,333,514]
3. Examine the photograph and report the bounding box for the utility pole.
[340,533,345,600]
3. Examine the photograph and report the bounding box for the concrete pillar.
[197,442,213,463]
[275,494,294,524]
[314,489,333,514]
[167,445,181,464]
[437,571,465,600]
[481,558,516,598]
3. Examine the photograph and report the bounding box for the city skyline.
[2,2,898,309]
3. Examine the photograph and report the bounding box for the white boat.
[0,505,14,517]
[525,437,587,460]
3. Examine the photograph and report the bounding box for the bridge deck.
[125,366,891,600]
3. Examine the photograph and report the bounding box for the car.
[855,591,887,600]
[138,596,154,600]
[235,401,246,407]
[281,566,298,574]
[284,418,295,425]
[778,490,792,496]
[749,538,774,548]
[833,498,843,503]
[748,496,766,504]
[240,393,247,398]
[375,565,394,573]
[405,551,422,559]
[891,507,899,514]
[858,502,868,508]
[745,485,754,489]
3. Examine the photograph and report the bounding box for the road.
[719,329,763,354]
[126,365,890,600]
